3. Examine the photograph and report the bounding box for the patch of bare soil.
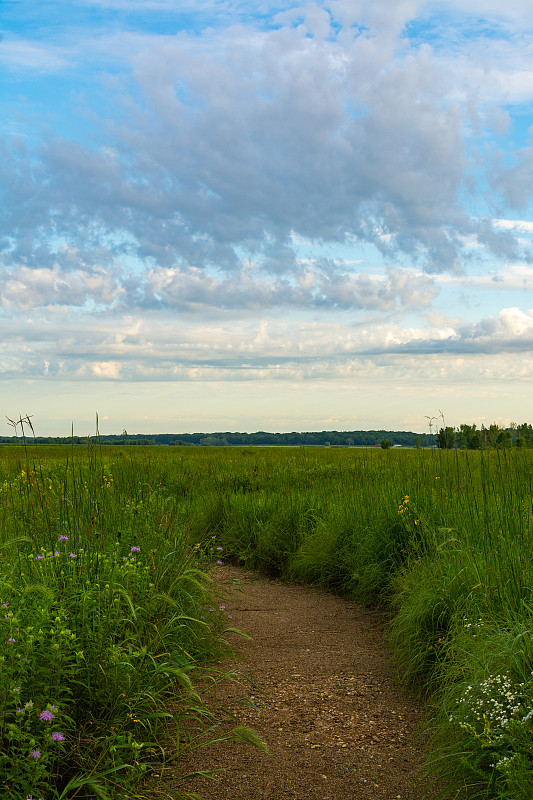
[150,565,428,800]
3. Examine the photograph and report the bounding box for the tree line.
[436,422,533,449]
[1,424,531,449]
[0,429,428,447]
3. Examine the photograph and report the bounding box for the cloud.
[2,297,531,387]
[2,5,530,281]
[0,255,437,312]
[0,264,123,308]
[0,39,68,71]
[2,0,533,428]
[491,145,533,213]
[374,307,533,356]
[78,361,123,379]
[434,263,533,291]
[493,219,533,233]
[138,264,438,311]
[457,306,533,352]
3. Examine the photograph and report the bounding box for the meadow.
[0,435,532,799]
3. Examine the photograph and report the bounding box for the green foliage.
[427,619,533,800]
[437,421,533,449]
[157,443,533,799]
[0,438,247,799]
[1,431,532,799]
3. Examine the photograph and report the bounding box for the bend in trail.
[155,565,428,800]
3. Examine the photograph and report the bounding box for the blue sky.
[1,0,533,436]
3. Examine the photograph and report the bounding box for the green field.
[1,441,532,799]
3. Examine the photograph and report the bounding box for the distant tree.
[470,431,481,450]
[437,426,456,449]
[496,430,512,448]
[482,423,501,448]
[380,439,392,449]
[456,424,472,448]
[199,436,228,446]
[516,423,533,446]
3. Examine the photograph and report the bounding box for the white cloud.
[0,265,123,309]
[0,39,68,71]
[81,361,123,379]
[2,300,532,386]
[493,219,533,233]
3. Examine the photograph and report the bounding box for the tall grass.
[0,435,261,800]
[161,443,533,799]
[1,437,531,799]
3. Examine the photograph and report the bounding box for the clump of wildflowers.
[457,673,524,732]
[397,494,420,527]
[0,696,66,798]
[449,670,533,793]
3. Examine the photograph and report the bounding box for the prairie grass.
[0,437,531,799]
[0,436,262,799]
[173,443,533,799]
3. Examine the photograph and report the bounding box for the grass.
[0,433,263,799]
[0,432,532,798]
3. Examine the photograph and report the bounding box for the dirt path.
[152,565,428,800]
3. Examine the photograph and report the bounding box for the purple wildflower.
[216,546,223,551]
[217,560,223,564]
[31,749,41,759]
[131,546,141,552]
[51,732,65,742]
[40,709,54,721]
[7,638,15,643]
[219,605,226,611]
[58,535,69,541]
[1,603,8,607]
[16,707,25,714]
[69,553,77,558]
[36,555,44,560]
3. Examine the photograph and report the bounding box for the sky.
[1,0,533,437]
